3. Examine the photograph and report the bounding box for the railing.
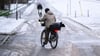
[0,4,27,19]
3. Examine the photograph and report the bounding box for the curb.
[67,17,92,30]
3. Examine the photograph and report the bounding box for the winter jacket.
[40,11,56,28]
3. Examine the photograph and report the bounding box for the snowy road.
[0,0,100,56]
[22,0,100,56]
[27,0,100,56]
[26,7,100,56]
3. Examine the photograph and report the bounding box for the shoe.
[41,42,45,47]
[42,42,47,47]
[43,42,47,45]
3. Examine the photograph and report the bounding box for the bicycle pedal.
[43,42,47,45]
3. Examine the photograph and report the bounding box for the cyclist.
[37,3,43,17]
[39,8,56,45]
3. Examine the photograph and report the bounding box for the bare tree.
[0,0,11,10]
[0,0,5,10]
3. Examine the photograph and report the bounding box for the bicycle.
[40,22,65,49]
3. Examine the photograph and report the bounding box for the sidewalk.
[22,3,35,16]
[64,16,100,56]
[0,18,26,34]
[0,18,36,56]
[70,17,100,37]
[0,0,36,34]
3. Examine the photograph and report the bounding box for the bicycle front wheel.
[49,32,58,49]
[41,30,46,47]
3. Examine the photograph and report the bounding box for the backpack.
[49,22,65,31]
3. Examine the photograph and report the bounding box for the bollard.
[87,10,90,17]
[75,10,77,18]
[16,11,18,20]
[19,11,21,19]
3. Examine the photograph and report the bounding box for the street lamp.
[70,0,71,16]
[16,0,18,20]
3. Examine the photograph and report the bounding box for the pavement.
[0,18,26,34]
[45,0,100,55]
[43,0,100,56]
[69,17,100,38]
[63,16,100,56]
[0,0,36,35]
[0,1,37,56]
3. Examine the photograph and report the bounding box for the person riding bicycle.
[37,3,43,17]
[39,8,56,45]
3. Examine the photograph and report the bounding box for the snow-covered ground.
[46,0,100,17]
[0,18,26,34]
[1,0,99,36]
[22,3,35,16]
[0,0,100,56]
[46,0,100,37]
[10,4,27,13]
[44,0,100,55]
[0,1,35,34]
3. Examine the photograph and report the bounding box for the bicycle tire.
[49,32,58,49]
[41,30,46,47]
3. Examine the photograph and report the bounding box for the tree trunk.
[0,0,5,10]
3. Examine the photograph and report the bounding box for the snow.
[46,0,100,17]
[0,2,36,34]
[46,0,67,16]
[0,0,100,36]
[79,0,100,17]
[0,0,100,55]
[22,3,35,16]
[0,0,99,36]
[46,0,100,37]
[0,19,26,34]
[10,4,26,10]
[10,4,27,13]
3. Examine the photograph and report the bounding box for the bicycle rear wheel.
[49,32,58,49]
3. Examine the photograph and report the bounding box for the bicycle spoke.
[50,33,58,49]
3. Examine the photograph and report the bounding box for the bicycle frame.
[40,22,65,49]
